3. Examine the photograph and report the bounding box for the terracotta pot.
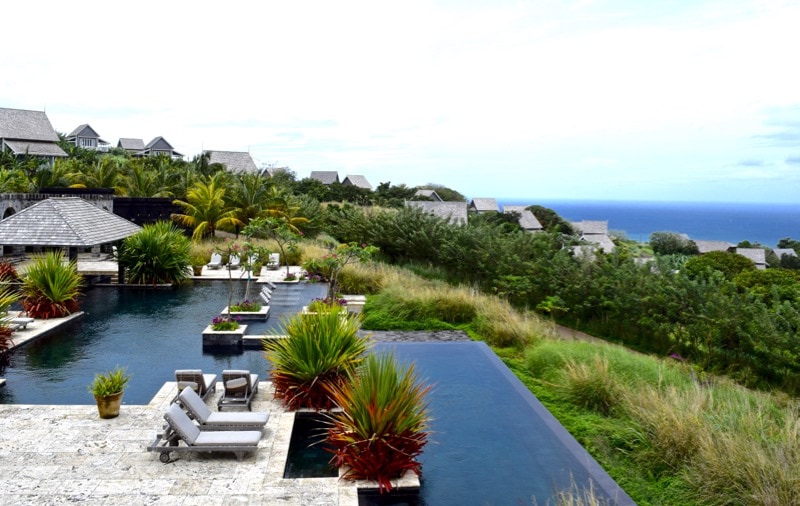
[192,266,204,276]
[94,391,124,419]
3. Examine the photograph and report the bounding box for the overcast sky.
[3,0,800,203]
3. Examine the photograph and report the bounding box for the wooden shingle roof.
[309,171,340,185]
[774,248,798,259]
[468,198,499,212]
[736,248,767,269]
[204,150,259,173]
[694,240,734,254]
[406,201,468,225]
[0,107,67,157]
[342,175,372,190]
[0,107,61,142]
[414,189,443,201]
[572,220,608,235]
[503,206,543,231]
[0,197,141,246]
[118,138,145,151]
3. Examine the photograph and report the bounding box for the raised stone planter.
[220,306,270,321]
[202,324,248,347]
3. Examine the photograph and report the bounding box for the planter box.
[220,306,270,321]
[202,324,248,347]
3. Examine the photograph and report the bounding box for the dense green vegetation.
[321,204,800,395]
[348,260,800,505]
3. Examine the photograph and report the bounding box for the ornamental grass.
[326,352,431,494]
[21,251,83,319]
[264,307,367,411]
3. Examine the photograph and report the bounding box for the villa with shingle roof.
[406,201,468,225]
[143,137,183,158]
[503,205,543,232]
[117,138,146,155]
[342,175,372,190]
[0,107,67,164]
[693,240,735,254]
[572,220,615,253]
[204,150,259,174]
[774,248,797,259]
[65,124,110,152]
[309,171,340,185]
[468,198,499,213]
[0,197,141,257]
[736,248,767,270]
[414,189,443,201]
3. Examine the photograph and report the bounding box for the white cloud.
[2,0,800,202]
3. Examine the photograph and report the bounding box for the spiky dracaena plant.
[326,353,431,494]
[264,307,367,410]
[21,251,83,319]
[119,221,191,286]
[0,285,21,354]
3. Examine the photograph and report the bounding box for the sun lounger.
[259,286,272,305]
[147,404,262,463]
[178,387,268,430]
[207,253,223,270]
[266,252,280,270]
[227,254,241,270]
[10,317,34,329]
[174,369,217,403]
[218,370,259,411]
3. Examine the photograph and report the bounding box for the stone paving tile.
[0,380,419,505]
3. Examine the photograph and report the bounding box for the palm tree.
[69,156,128,195]
[171,173,241,241]
[229,172,272,233]
[263,187,309,233]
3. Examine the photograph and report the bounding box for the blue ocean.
[499,200,800,247]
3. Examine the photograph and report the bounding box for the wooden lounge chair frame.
[174,369,217,403]
[147,404,262,463]
[218,370,259,411]
[178,387,269,431]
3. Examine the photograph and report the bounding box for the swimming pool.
[376,341,634,505]
[0,281,326,405]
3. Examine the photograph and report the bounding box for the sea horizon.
[496,199,800,247]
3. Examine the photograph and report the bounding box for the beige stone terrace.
[0,381,416,505]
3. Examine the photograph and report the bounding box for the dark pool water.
[375,342,634,506]
[0,281,326,405]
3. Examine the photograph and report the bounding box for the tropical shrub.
[0,286,21,354]
[0,261,19,282]
[118,221,191,285]
[264,308,367,410]
[326,352,431,494]
[21,251,83,319]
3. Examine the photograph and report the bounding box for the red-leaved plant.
[264,308,367,411]
[325,353,431,494]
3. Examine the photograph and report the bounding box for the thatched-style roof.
[0,197,141,246]
[342,175,372,190]
[468,198,499,212]
[414,189,443,201]
[0,107,67,157]
[503,205,543,231]
[694,240,734,254]
[309,171,340,185]
[774,248,797,259]
[572,220,608,235]
[204,150,259,173]
[406,201,468,225]
[736,248,767,269]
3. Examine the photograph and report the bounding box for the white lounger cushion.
[179,387,269,428]
[165,404,261,446]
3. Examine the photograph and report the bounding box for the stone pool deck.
[0,380,418,505]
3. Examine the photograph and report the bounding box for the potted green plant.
[89,366,131,419]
